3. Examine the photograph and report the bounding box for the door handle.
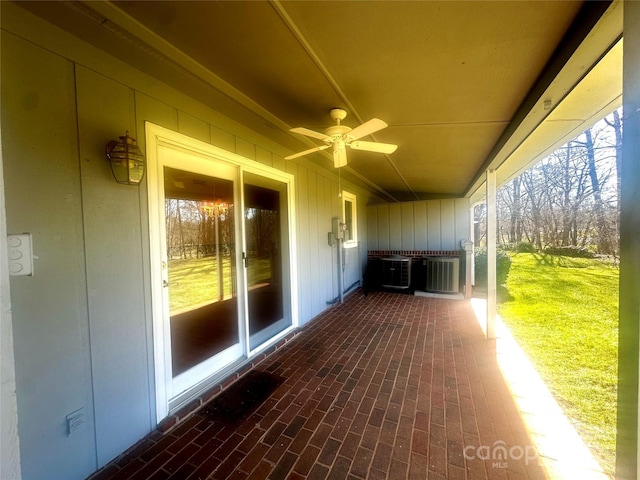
[242,252,248,268]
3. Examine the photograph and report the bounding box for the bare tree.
[605,108,623,209]
[520,169,545,249]
[604,108,622,256]
[497,177,524,245]
[574,128,615,253]
[493,107,621,254]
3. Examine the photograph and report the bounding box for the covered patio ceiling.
[18,0,622,202]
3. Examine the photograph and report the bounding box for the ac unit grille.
[381,257,411,289]
[424,257,459,293]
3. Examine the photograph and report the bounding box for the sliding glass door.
[147,124,296,417]
[243,172,291,351]
[164,167,239,378]
[158,153,244,398]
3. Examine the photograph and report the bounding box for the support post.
[617,2,640,477]
[462,240,473,299]
[486,169,497,339]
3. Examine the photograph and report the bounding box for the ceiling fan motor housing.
[326,108,351,140]
[325,124,351,140]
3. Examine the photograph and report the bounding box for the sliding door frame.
[146,123,298,422]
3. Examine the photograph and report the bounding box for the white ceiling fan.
[285,108,398,168]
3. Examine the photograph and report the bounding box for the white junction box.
[7,233,34,276]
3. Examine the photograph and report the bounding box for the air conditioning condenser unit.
[423,257,459,294]
[381,256,411,289]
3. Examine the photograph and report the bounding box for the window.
[342,190,357,247]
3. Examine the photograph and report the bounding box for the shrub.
[475,248,512,287]
[499,243,517,252]
[516,241,536,253]
[498,242,536,253]
[543,245,595,258]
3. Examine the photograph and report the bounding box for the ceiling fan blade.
[290,127,331,142]
[285,144,330,160]
[333,141,347,168]
[347,118,388,141]
[349,140,398,154]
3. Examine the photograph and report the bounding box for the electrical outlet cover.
[7,233,33,276]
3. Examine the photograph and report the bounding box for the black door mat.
[202,370,285,425]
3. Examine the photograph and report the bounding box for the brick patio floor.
[90,290,549,480]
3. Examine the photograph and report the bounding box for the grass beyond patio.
[168,256,272,313]
[497,252,618,478]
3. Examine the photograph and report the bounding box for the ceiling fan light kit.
[286,109,397,168]
[332,139,347,168]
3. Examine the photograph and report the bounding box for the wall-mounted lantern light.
[105,131,145,185]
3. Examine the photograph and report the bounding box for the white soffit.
[467,0,622,202]
[496,39,622,188]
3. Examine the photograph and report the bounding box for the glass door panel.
[243,172,291,350]
[164,166,238,377]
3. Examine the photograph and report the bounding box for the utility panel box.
[381,255,411,289]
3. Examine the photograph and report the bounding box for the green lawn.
[168,255,272,313]
[497,253,618,477]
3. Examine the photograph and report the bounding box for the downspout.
[338,237,344,303]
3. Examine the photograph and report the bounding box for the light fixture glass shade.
[106,132,145,185]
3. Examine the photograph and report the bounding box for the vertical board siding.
[389,204,402,250]
[288,162,309,324]
[307,171,321,317]
[178,111,210,144]
[256,146,273,167]
[210,125,236,152]
[236,137,256,160]
[2,36,97,480]
[367,206,378,251]
[455,198,470,245]
[414,202,428,249]
[326,177,338,300]
[136,92,179,137]
[401,203,415,251]
[368,199,470,253]
[427,201,442,250]
[79,67,153,468]
[317,177,330,311]
[440,199,455,250]
[272,154,286,172]
[344,247,359,290]
[2,9,378,478]
[377,204,390,250]
[357,198,368,278]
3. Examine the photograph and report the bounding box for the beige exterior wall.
[1,3,380,478]
[367,198,470,252]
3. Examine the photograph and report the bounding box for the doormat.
[202,370,285,425]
